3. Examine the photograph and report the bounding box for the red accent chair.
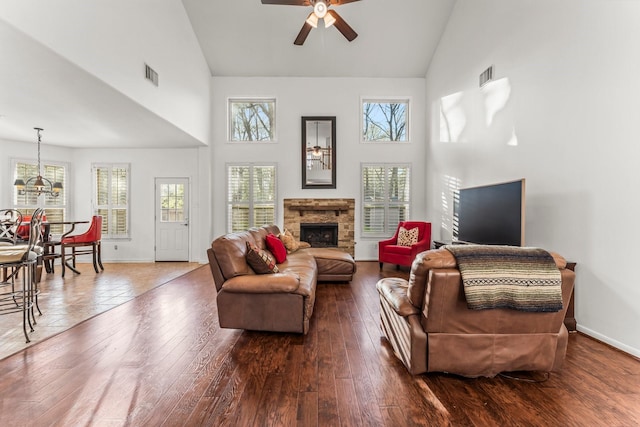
[60,216,104,277]
[378,221,431,270]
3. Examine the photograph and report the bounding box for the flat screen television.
[454,179,525,246]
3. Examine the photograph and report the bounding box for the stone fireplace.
[283,198,355,256]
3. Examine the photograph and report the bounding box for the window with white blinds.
[361,163,411,236]
[93,163,130,239]
[12,160,68,235]
[227,164,276,233]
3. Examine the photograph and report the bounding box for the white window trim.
[10,157,70,213]
[226,162,278,233]
[92,162,131,241]
[361,162,412,237]
[360,96,411,144]
[227,97,278,143]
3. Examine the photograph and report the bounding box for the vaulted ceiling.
[183,0,455,78]
[0,1,455,148]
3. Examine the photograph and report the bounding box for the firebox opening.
[300,223,338,248]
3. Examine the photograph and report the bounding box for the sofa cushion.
[266,233,287,263]
[384,245,412,255]
[397,226,419,246]
[278,228,310,253]
[246,241,279,274]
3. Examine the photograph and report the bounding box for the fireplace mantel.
[288,202,350,216]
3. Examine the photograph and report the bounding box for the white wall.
[425,0,640,357]
[1,139,210,263]
[71,147,206,263]
[210,77,427,260]
[1,0,211,144]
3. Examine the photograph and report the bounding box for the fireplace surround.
[283,198,355,256]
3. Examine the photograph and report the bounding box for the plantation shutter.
[13,160,67,234]
[93,164,129,238]
[362,166,386,235]
[227,164,276,233]
[362,164,411,236]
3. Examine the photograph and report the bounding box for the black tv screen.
[454,179,525,246]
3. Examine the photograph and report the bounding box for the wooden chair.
[61,215,104,277]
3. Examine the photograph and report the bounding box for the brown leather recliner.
[376,247,575,377]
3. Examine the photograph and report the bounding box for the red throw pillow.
[265,233,287,263]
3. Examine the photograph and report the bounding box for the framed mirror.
[302,116,336,189]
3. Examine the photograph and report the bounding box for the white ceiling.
[0,0,455,149]
[183,0,456,78]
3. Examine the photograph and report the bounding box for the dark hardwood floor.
[0,261,638,426]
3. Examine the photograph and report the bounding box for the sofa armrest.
[222,273,300,294]
[376,277,420,317]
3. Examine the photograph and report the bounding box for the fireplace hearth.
[300,223,338,248]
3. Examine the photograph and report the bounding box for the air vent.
[145,63,159,86]
[479,65,493,88]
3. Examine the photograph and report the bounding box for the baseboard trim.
[577,326,640,359]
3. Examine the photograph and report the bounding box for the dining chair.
[60,215,104,277]
[0,208,44,342]
[0,209,22,246]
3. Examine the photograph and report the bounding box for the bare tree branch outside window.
[362,100,409,142]
[230,99,276,141]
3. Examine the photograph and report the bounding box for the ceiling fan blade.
[330,0,361,5]
[261,0,310,5]
[327,10,357,42]
[294,22,313,45]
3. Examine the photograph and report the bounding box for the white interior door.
[155,177,189,261]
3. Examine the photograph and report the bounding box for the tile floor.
[0,261,201,360]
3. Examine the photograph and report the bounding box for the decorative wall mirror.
[302,116,336,189]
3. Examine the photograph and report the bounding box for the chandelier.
[13,127,63,197]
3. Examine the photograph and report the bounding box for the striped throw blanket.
[445,245,563,312]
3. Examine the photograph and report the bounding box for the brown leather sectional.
[377,247,576,377]
[207,225,356,334]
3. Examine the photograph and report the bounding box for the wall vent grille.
[145,64,159,86]
[479,65,493,87]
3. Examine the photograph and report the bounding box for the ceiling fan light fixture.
[305,12,318,28]
[312,145,322,156]
[313,0,328,19]
[324,12,336,28]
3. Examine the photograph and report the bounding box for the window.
[12,159,68,234]
[93,164,130,239]
[362,99,409,142]
[227,164,276,232]
[361,164,411,236]
[229,98,276,142]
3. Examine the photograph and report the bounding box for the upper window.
[12,159,68,235]
[93,163,130,239]
[361,163,411,236]
[362,99,409,142]
[227,164,276,233]
[229,98,276,142]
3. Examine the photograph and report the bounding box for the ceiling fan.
[261,0,360,46]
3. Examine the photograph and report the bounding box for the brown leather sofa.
[207,225,356,334]
[376,247,575,377]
